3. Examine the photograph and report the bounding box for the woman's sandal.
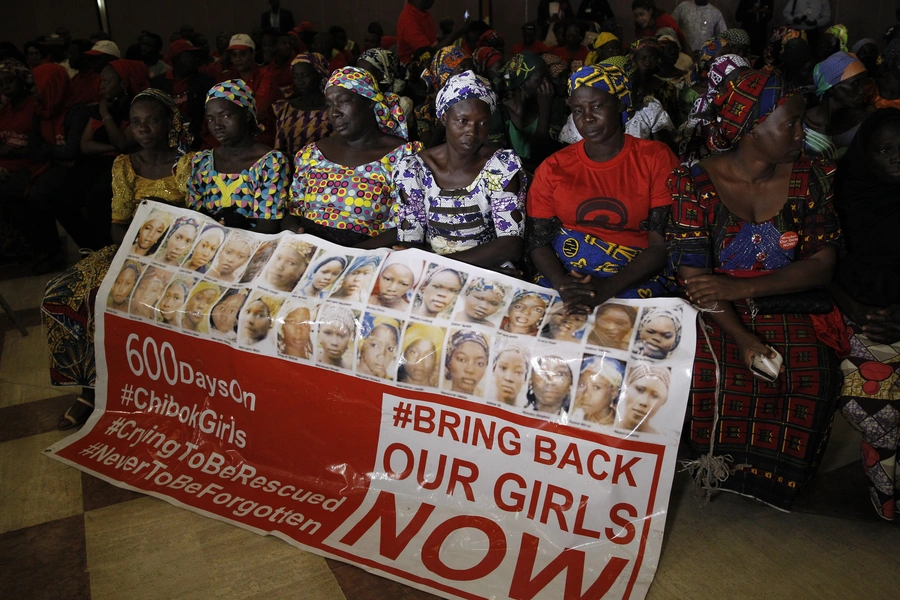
[57,397,95,430]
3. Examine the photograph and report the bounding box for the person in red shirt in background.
[0,60,39,200]
[632,0,688,50]
[512,23,550,56]
[550,21,590,72]
[152,40,215,149]
[73,40,120,104]
[217,34,277,145]
[264,33,300,99]
[396,0,465,64]
[312,32,346,73]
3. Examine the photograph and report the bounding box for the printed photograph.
[412,264,466,319]
[571,354,626,426]
[209,288,251,342]
[179,281,223,334]
[107,260,144,312]
[525,355,575,416]
[442,329,491,398]
[587,303,638,350]
[263,238,316,292]
[632,306,683,360]
[128,266,172,320]
[615,364,671,434]
[315,303,359,371]
[540,298,589,343]
[206,233,257,282]
[154,277,197,326]
[238,292,284,349]
[297,254,349,298]
[499,290,551,336]
[182,224,226,273]
[397,323,446,389]
[239,240,277,284]
[129,211,173,258]
[276,301,316,360]
[154,215,200,266]
[369,253,423,312]
[489,344,530,407]
[453,278,511,327]
[356,313,404,380]
[329,255,382,303]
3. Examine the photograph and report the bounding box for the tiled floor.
[1,260,898,600]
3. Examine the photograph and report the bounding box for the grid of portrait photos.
[104,202,696,439]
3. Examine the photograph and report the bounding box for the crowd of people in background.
[2,0,900,521]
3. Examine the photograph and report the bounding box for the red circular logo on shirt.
[779,232,799,250]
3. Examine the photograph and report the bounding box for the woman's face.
[242,243,275,282]
[577,369,616,415]
[869,122,900,182]
[639,316,677,358]
[569,86,620,146]
[403,339,437,385]
[132,274,166,317]
[443,99,491,156]
[360,325,398,378]
[449,341,488,394]
[311,259,344,292]
[242,300,272,341]
[659,40,679,66]
[549,310,587,340]
[0,72,25,102]
[135,218,167,253]
[830,71,870,110]
[326,86,374,138]
[507,295,546,332]
[319,321,352,362]
[229,47,255,72]
[292,62,321,95]
[164,224,197,264]
[205,97,249,146]
[564,25,582,47]
[110,268,138,306]
[212,293,245,333]
[420,271,462,314]
[26,46,43,68]
[752,93,805,164]
[187,232,222,269]
[633,46,660,73]
[597,40,623,61]
[338,264,376,297]
[494,351,528,404]
[157,284,187,322]
[620,375,668,429]
[464,288,504,322]
[376,264,415,306]
[282,307,312,352]
[267,247,307,291]
[633,8,652,29]
[99,65,124,100]
[130,100,169,150]
[532,359,571,412]
[183,289,218,327]
[593,307,634,345]
[216,239,253,278]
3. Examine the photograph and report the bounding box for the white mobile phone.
[750,347,782,382]
[464,10,469,20]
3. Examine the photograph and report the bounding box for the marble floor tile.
[0,273,56,312]
[84,497,346,600]
[0,324,69,408]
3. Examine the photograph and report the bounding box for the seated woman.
[188,79,289,234]
[286,67,421,247]
[803,52,870,161]
[414,47,473,148]
[829,108,900,521]
[586,32,624,66]
[378,71,526,272]
[357,48,414,121]
[872,40,900,110]
[627,38,680,130]
[667,71,844,511]
[528,64,678,314]
[272,53,333,158]
[42,89,195,429]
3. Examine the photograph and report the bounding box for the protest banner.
[49,201,697,599]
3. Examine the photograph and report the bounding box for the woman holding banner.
[42,89,195,430]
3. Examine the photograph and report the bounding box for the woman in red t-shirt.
[550,21,589,74]
[632,0,688,51]
[527,64,678,312]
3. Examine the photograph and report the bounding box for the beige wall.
[1,0,897,56]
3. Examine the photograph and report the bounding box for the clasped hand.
[683,273,749,305]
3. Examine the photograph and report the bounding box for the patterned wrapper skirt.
[41,245,117,388]
[535,227,671,298]
[686,303,841,511]
[837,320,900,521]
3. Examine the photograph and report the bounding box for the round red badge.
[779,232,799,250]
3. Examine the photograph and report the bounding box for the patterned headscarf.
[568,64,633,125]
[637,307,682,350]
[764,27,807,67]
[478,30,505,49]
[473,47,503,76]
[693,54,752,116]
[465,278,511,298]
[625,363,670,390]
[600,56,628,71]
[630,37,660,52]
[326,66,408,139]
[697,37,729,79]
[825,24,849,53]
[291,53,330,90]
[109,59,150,95]
[0,59,31,83]
[499,51,543,92]
[206,79,263,134]
[721,29,751,47]
[586,32,621,66]
[421,46,470,92]
[132,88,193,151]
[358,48,406,95]
[444,330,490,379]
[436,70,497,119]
[708,71,796,152]
[813,52,867,98]
[541,52,568,79]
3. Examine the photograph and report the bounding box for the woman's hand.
[860,304,900,345]
[684,273,751,305]
[536,80,554,115]
[558,272,614,313]
[99,98,110,120]
[735,331,782,377]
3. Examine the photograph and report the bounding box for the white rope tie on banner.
[679,304,750,504]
